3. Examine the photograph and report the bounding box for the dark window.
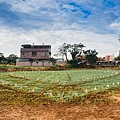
[32,52,37,56]
[22,52,25,55]
[22,52,29,56]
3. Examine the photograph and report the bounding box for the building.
[105,54,115,62]
[20,44,51,60]
[16,44,52,66]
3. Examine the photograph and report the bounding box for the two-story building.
[16,44,52,66]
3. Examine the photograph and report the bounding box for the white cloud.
[0,0,120,58]
[110,22,120,31]
[7,0,59,13]
[0,23,119,58]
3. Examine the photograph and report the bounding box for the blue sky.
[0,0,120,58]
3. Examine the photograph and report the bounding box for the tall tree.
[56,43,69,61]
[68,43,85,60]
[0,53,5,64]
[56,43,85,61]
[0,53,3,57]
[83,49,98,65]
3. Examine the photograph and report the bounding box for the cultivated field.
[0,69,120,120]
[0,69,120,103]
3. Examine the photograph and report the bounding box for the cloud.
[109,21,120,33]
[0,0,119,32]
[0,23,119,57]
[0,0,120,58]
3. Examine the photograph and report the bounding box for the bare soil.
[0,96,120,120]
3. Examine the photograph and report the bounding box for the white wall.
[16,60,66,66]
[16,61,53,66]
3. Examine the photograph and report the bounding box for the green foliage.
[56,43,99,67]
[7,54,19,64]
[57,43,69,61]
[0,69,120,104]
[68,43,85,60]
[49,57,56,65]
[68,59,82,68]
[56,43,85,61]
[0,53,18,65]
[0,53,6,64]
[83,49,98,65]
[115,55,120,60]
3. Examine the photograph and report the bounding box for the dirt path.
[0,99,120,120]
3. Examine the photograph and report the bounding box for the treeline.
[54,42,120,68]
[54,43,98,67]
[0,53,18,65]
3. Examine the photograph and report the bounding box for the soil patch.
[0,101,120,120]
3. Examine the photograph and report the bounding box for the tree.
[68,43,85,60]
[29,59,33,66]
[7,54,18,64]
[49,57,56,66]
[55,43,69,61]
[0,53,3,57]
[83,49,98,65]
[56,43,85,61]
[56,43,85,68]
[0,53,5,64]
[115,55,120,61]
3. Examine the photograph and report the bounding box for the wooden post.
[74,93,77,100]
[2,81,4,85]
[32,89,34,94]
[40,90,44,97]
[50,92,53,100]
[62,94,65,103]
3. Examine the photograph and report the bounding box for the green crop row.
[0,69,120,103]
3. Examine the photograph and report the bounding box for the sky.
[0,0,120,58]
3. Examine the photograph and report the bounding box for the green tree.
[55,43,69,61]
[83,49,98,65]
[0,53,5,64]
[68,43,85,60]
[7,54,18,64]
[115,55,120,60]
[56,43,85,61]
[56,43,85,68]
[49,57,56,66]
[29,59,33,66]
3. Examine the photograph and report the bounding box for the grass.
[0,69,120,105]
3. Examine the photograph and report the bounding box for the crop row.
[0,69,120,102]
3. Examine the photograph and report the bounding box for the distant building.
[105,54,115,62]
[16,44,52,66]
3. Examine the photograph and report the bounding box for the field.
[0,69,120,119]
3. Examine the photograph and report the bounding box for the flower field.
[0,69,120,104]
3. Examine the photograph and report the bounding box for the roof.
[21,44,51,48]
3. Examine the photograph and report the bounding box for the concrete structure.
[16,44,52,66]
[20,44,51,60]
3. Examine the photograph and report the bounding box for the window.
[41,52,48,57]
[22,52,29,56]
[22,52,25,55]
[49,52,51,55]
[32,52,37,56]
